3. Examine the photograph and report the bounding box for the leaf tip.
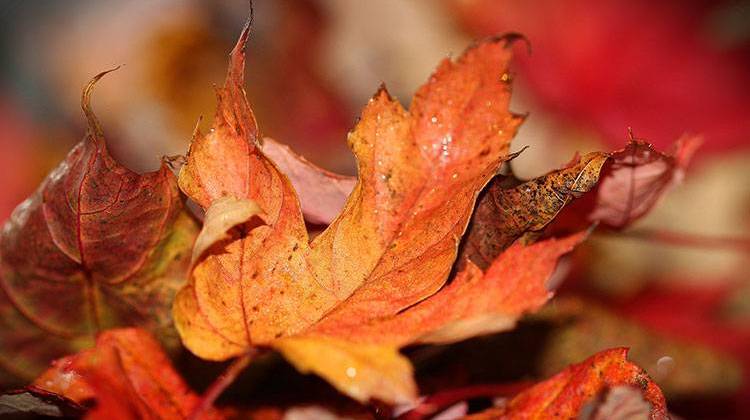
[372,83,394,102]
[488,32,532,54]
[227,6,254,81]
[234,5,254,55]
[81,65,123,138]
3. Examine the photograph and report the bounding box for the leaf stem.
[603,228,750,253]
[190,351,256,419]
[397,382,532,420]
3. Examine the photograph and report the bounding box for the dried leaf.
[34,328,220,420]
[0,70,197,382]
[461,152,608,268]
[174,26,559,404]
[261,138,355,225]
[589,135,701,229]
[466,348,668,419]
[458,135,698,267]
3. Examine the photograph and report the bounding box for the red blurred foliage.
[451,0,750,152]
[618,284,750,417]
[246,0,352,169]
[0,98,41,222]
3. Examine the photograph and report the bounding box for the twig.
[190,350,257,419]
[602,228,750,253]
[397,382,532,420]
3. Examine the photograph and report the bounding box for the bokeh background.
[0,0,748,418]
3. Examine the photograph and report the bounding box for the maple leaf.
[465,348,668,419]
[172,25,588,404]
[33,328,220,420]
[0,70,198,383]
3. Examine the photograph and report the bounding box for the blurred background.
[0,0,748,418]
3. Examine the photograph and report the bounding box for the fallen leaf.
[588,135,701,229]
[0,69,197,382]
[34,328,220,420]
[173,24,568,405]
[261,138,355,225]
[466,348,668,419]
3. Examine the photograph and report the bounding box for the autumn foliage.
[0,14,707,419]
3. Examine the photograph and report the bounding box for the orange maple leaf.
[173,23,586,404]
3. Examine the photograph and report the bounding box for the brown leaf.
[459,134,698,268]
[466,348,668,419]
[34,328,221,420]
[461,152,608,268]
[173,25,567,404]
[0,70,197,382]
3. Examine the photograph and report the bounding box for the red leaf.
[34,328,221,420]
[450,0,750,153]
[0,70,197,382]
[467,348,668,419]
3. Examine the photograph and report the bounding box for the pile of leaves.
[0,17,703,419]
